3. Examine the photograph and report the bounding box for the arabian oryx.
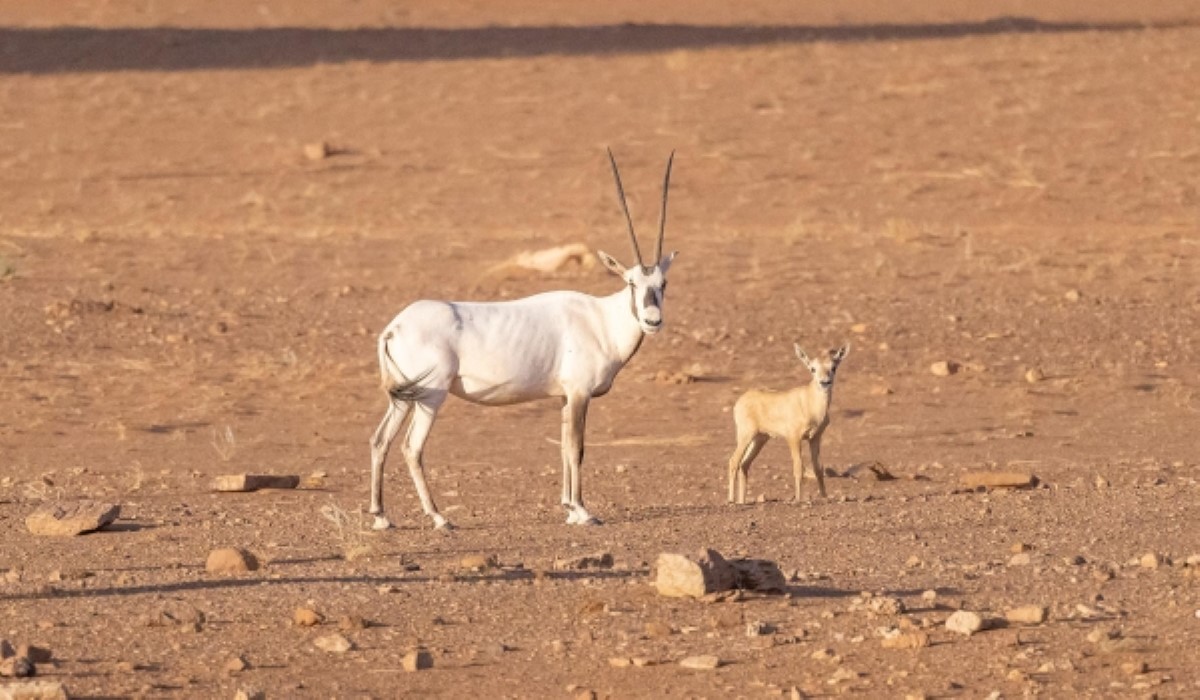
[368,151,678,530]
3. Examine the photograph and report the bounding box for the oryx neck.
[602,287,647,366]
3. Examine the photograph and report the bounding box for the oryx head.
[597,149,678,335]
[795,343,850,391]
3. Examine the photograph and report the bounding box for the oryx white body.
[369,151,678,530]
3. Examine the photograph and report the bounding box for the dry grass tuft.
[319,501,375,562]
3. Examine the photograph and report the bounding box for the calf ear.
[832,344,850,364]
[794,344,812,366]
[596,250,626,277]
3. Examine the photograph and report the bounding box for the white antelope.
[368,151,679,530]
[727,343,849,504]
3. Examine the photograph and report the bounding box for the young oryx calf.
[368,150,679,531]
[727,343,849,505]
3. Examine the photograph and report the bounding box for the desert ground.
[2,1,1199,697]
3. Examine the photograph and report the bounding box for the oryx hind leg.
[369,400,411,530]
[403,396,453,530]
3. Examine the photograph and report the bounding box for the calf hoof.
[371,515,392,531]
[432,514,455,531]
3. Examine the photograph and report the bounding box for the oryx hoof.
[371,515,393,531]
[566,507,601,526]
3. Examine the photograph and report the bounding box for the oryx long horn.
[655,150,675,263]
[607,147,644,267]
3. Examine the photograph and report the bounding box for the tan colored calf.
[728,343,849,504]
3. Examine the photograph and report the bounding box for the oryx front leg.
[369,401,410,530]
[403,401,452,530]
[561,395,599,525]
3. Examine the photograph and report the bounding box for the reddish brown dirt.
[2,2,1199,698]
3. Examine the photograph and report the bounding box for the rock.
[145,602,205,629]
[459,554,498,571]
[223,655,248,674]
[679,655,721,670]
[959,472,1038,490]
[654,369,696,385]
[338,615,368,631]
[1024,367,1045,383]
[553,552,614,571]
[655,550,737,598]
[930,361,958,377]
[945,610,985,636]
[1005,605,1048,625]
[1086,627,1120,643]
[1008,552,1032,567]
[1185,554,1200,567]
[868,596,906,616]
[12,648,48,666]
[206,548,258,574]
[608,657,631,668]
[868,463,897,481]
[730,558,788,593]
[211,474,300,492]
[25,501,120,536]
[313,634,352,654]
[0,680,67,699]
[1011,543,1033,553]
[921,589,938,603]
[0,656,34,678]
[401,649,433,672]
[1139,552,1162,569]
[631,657,656,667]
[1121,660,1148,675]
[745,621,774,637]
[303,142,330,161]
[881,631,930,649]
[655,548,786,597]
[1094,474,1110,488]
[829,667,860,683]
[293,608,323,627]
[505,243,595,274]
[1064,289,1082,302]
[233,688,265,700]
[644,621,673,638]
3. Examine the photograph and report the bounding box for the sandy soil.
[2,1,1199,697]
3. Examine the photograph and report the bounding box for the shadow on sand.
[0,17,1190,74]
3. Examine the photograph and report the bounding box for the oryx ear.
[658,250,678,274]
[596,250,626,277]
[794,344,812,366]
[832,343,850,364]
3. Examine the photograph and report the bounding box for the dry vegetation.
[1,1,1199,698]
